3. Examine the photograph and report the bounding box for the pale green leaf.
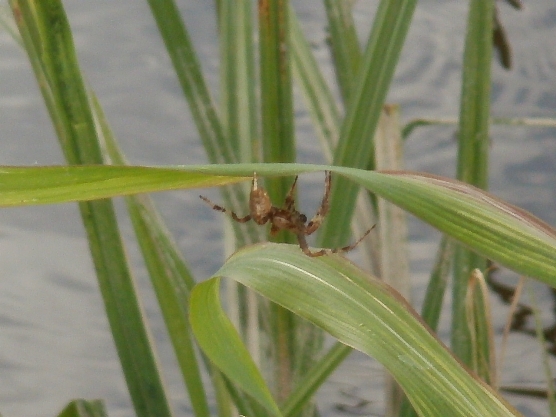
[190,243,521,417]
[1,164,555,286]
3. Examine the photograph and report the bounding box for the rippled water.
[1,1,555,416]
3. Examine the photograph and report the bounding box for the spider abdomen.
[249,188,272,225]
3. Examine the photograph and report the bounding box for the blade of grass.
[127,194,211,417]
[289,7,340,161]
[93,95,212,417]
[280,342,352,417]
[290,6,379,272]
[317,0,417,249]
[399,236,455,417]
[57,399,107,417]
[10,2,173,416]
[190,276,283,417]
[420,236,455,330]
[219,0,258,164]
[466,269,497,386]
[220,373,268,417]
[2,164,556,286]
[146,0,261,248]
[212,370,234,417]
[452,0,495,373]
[259,0,308,404]
[258,0,296,201]
[322,0,361,105]
[0,165,250,206]
[191,243,522,417]
[217,5,265,415]
[145,0,233,165]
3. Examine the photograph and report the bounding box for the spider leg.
[284,175,299,210]
[199,195,252,223]
[298,225,375,257]
[330,226,375,254]
[297,233,327,257]
[305,171,331,235]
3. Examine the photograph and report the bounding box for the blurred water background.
[1,1,556,416]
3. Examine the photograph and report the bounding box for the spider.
[199,171,373,257]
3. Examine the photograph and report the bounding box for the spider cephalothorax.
[200,171,372,257]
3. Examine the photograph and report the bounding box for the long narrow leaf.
[280,342,352,417]
[322,0,361,104]
[452,0,495,370]
[145,0,234,165]
[57,399,107,417]
[1,164,555,287]
[94,92,211,417]
[219,0,258,163]
[190,243,522,417]
[258,0,296,201]
[259,1,310,405]
[400,236,455,417]
[146,0,261,248]
[289,8,340,160]
[289,7,379,274]
[317,0,417,249]
[189,277,282,417]
[10,2,173,416]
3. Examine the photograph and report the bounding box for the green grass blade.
[10,2,173,416]
[258,1,308,405]
[220,374,267,417]
[289,8,341,160]
[456,0,494,188]
[147,0,263,248]
[11,0,96,163]
[81,202,173,417]
[322,0,361,104]
[217,0,264,247]
[399,236,455,417]
[145,0,235,165]
[189,277,283,417]
[343,169,556,286]
[258,0,296,202]
[280,342,352,417]
[211,371,234,417]
[57,400,107,417]
[290,7,379,274]
[93,93,211,417]
[0,165,249,206]
[126,195,211,417]
[452,0,495,371]
[2,164,556,286]
[318,0,417,249]
[219,0,258,163]
[420,236,454,331]
[190,244,522,417]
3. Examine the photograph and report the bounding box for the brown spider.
[199,171,373,257]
